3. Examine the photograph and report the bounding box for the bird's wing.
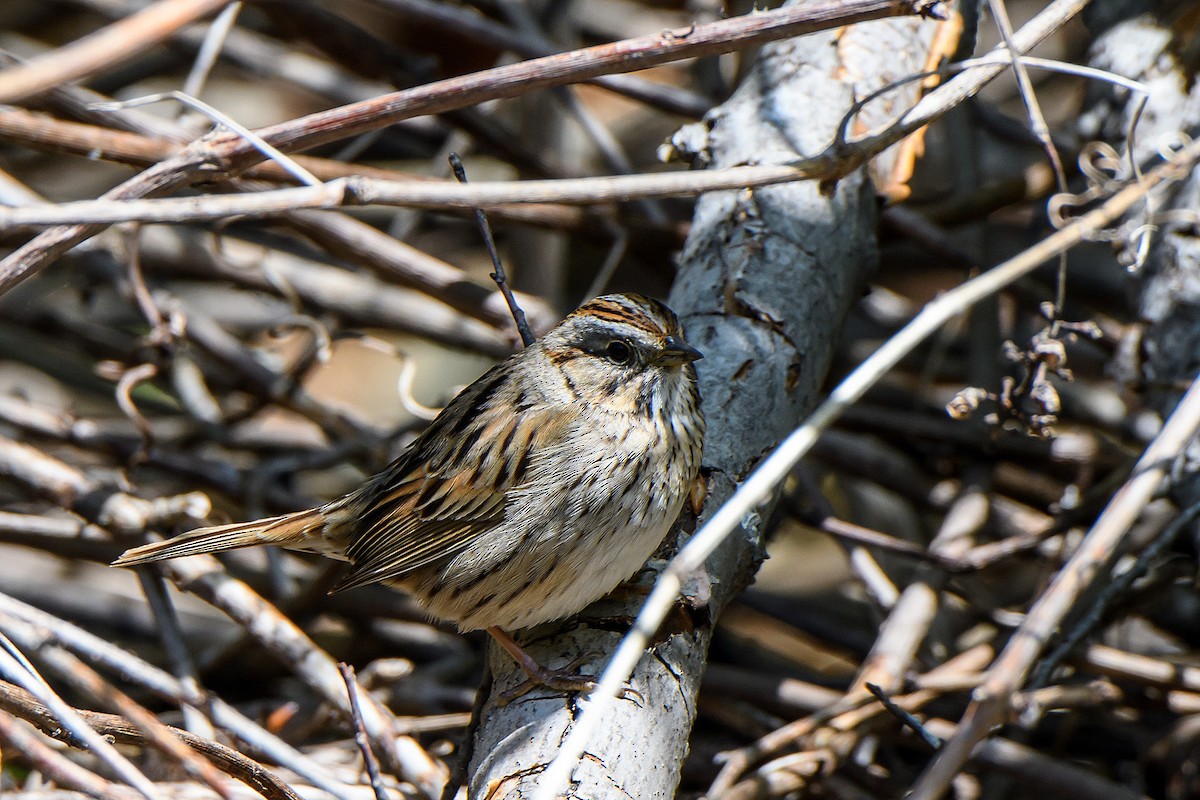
[331,382,570,593]
[331,469,506,592]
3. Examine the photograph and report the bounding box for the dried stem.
[449,152,535,347]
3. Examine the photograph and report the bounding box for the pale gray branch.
[470,6,942,798]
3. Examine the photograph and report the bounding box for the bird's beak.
[656,336,703,366]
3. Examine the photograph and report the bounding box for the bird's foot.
[486,627,641,706]
[497,658,597,705]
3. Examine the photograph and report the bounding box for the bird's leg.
[486,627,597,703]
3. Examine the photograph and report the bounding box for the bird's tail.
[112,508,337,567]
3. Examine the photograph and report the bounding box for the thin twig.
[92,92,322,187]
[181,1,243,100]
[866,682,942,750]
[134,571,214,738]
[986,0,1070,323]
[0,167,817,226]
[339,663,391,800]
[449,152,535,347]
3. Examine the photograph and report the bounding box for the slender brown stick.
[182,0,937,162]
[0,106,660,238]
[866,682,942,750]
[49,650,237,800]
[363,0,712,117]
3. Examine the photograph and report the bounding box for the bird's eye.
[605,340,633,365]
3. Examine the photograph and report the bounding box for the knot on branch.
[338,177,371,207]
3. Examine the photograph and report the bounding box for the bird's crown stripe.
[579,304,671,335]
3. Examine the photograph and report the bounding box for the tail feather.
[112,510,336,567]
